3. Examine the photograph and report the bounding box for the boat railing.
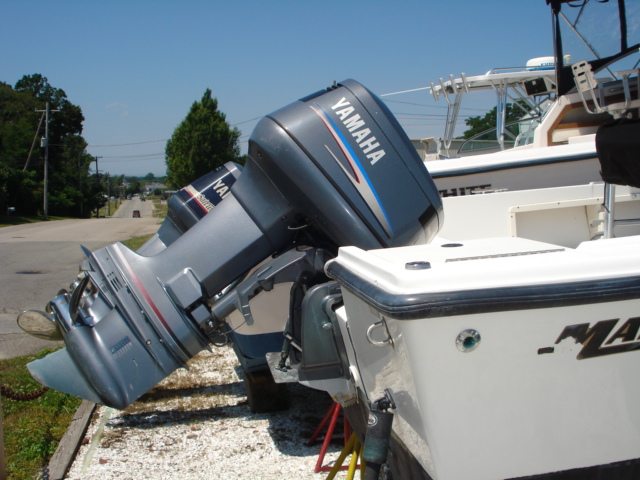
[430,68,556,157]
[484,65,554,75]
[572,62,640,118]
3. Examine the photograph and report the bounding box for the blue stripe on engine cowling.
[314,103,395,237]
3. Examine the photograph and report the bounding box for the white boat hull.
[326,235,640,479]
[428,142,601,197]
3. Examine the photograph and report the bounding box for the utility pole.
[106,174,111,217]
[78,152,83,217]
[95,157,101,218]
[36,103,59,220]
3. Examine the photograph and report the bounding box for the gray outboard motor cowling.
[138,162,243,256]
[26,79,442,409]
[250,79,442,249]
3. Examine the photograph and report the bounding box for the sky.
[1,1,552,177]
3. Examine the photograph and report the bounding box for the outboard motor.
[138,162,243,256]
[22,79,443,409]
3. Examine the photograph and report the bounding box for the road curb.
[47,400,95,480]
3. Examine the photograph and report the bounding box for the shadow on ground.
[99,348,341,459]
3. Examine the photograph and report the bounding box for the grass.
[0,348,82,480]
[1,196,169,226]
[0,215,70,228]
[151,198,168,219]
[0,233,162,479]
[123,233,155,250]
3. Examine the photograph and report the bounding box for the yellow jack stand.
[325,432,365,480]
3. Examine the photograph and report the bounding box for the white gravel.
[65,346,350,480]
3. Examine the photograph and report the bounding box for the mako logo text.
[540,317,640,359]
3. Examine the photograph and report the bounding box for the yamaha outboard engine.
[138,162,243,256]
[23,79,443,409]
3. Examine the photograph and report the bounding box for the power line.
[88,118,260,149]
[84,98,482,151]
[393,112,449,118]
[384,99,436,108]
[100,152,165,158]
[101,159,164,163]
[385,99,488,113]
[101,160,164,164]
[89,139,166,147]
[23,112,46,171]
[232,116,261,126]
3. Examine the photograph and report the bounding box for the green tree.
[0,81,41,214]
[0,74,96,217]
[165,89,241,188]
[461,103,524,140]
[126,177,142,195]
[16,74,89,217]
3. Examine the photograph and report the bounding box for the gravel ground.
[65,346,349,480]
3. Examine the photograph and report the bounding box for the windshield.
[559,0,640,75]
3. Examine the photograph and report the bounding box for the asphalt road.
[0,198,161,359]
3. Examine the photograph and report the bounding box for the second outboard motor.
[25,79,443,409]
[137,162,243,256]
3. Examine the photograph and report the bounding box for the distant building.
[144,182,167,194]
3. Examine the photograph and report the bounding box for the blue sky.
[1,1,552,177]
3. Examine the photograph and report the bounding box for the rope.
[0,385,49,401]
